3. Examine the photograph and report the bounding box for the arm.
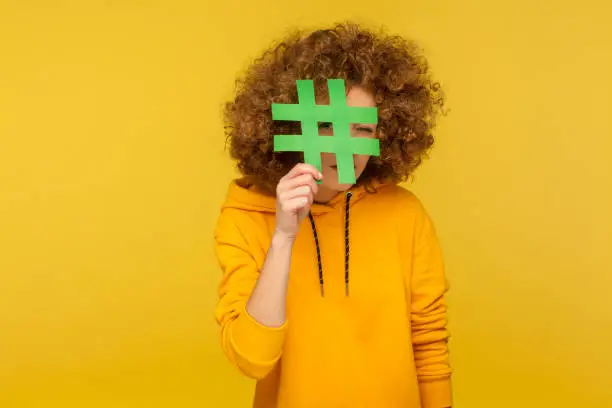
[410,204,452,408]
[214,215,293,380]
[246,232,294,327]
[214,165,320,380]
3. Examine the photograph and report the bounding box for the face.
[315,86,378,201]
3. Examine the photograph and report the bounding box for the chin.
[320,165,366,192]
[322,176,364,192]
[335,183,354,192]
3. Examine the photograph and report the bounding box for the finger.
[283,163,322,182]
[279,174,319,196]
[279,185,314,203]
[280,196,311,214]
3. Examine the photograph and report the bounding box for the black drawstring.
[344,191,352,296]
[308,191,353,297]
[308,212,324,296]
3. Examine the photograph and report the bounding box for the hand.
[274,163,322,241]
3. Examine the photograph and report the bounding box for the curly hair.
[224,22,445,195]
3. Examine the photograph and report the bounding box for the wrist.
[272,230,296,248]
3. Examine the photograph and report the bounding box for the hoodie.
[214,179,452,408]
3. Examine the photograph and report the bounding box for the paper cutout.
[272,79,379,184]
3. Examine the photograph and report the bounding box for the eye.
[355,126,374,134]
[318,122,333,130]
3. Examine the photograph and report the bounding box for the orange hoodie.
[214,180,452,408]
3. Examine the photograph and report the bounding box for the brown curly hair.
[224,22,445,195]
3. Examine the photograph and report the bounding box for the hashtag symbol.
[272,79,379,184]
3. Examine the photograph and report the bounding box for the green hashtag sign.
[272,79,380,184]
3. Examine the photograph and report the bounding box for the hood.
[221,177,392,297]
[221,177,387,215]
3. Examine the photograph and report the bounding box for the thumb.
[297,206,310,223]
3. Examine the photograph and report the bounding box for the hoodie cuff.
[230,306,286,365]
[420,377,453,408]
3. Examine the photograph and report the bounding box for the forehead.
[346,85,376,107]
[314,84,376,108]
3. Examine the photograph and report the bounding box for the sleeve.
[213,210,286,380]
[410,201,453,408]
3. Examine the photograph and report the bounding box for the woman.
[214,23,451,408]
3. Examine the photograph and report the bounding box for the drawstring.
[344,191,352,296]
[307,191,353,297]
[307,212,324,297]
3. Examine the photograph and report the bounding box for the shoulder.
[214,206,272,268]
[214,180,275,239]
[369,184,435,239]
[215,207,270,242]
[372,184,428,216]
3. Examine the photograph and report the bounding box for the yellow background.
[1,1,611,407]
